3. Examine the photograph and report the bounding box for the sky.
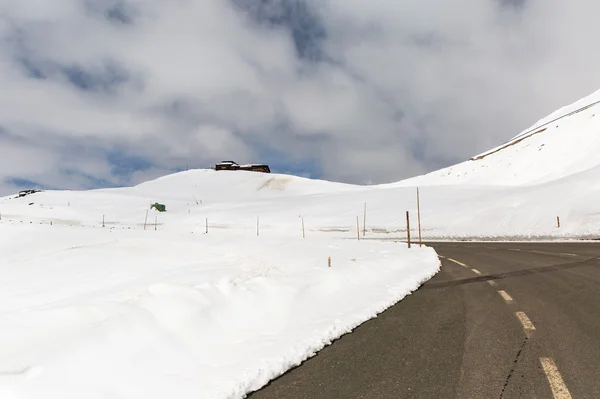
[1,0,600,195]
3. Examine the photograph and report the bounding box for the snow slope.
[398,88,600,187]
[0,172,439,399]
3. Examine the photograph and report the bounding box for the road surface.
[249,242,600,399]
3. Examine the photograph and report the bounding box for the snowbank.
[0,220,438,399]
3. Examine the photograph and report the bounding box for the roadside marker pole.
[102,214,105,228]
[356,216,361,241]
[417,187,422,247]
[406,211,411,249]
[205,217,208,234]
[328,257,331,268]
[557,216,561,228]
[363,203,367,237]
[301,217,305,239]
[144,210,149,230]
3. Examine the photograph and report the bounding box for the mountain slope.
[398,89,600,187]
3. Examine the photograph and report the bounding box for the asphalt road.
[249,242,600,399]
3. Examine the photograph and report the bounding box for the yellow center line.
[446,258,469,268]
[497,290,514,303]
[526,250,580,258]
[515,311,536,337]
[540,357,573,399]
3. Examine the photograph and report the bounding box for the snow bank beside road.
[0,225,439,399]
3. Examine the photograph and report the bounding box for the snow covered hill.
[398,88,600,187]
[4,87,600,398]
[0,170,439,399]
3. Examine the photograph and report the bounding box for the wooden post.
[406,211,411,249]
[417,187,422,247]
[155,215,157,231]
[144,210,149,230]
[328,257,331,268]
[363,202,367,237]
[356,216,361,241]
[557,216,561,228]
[102,214,105,228]
[302,217,305,239]
[205,218,208,234]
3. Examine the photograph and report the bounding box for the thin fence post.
[363,203,367,237]
[356,216,361,241]
[406,211,411,249]
[205,217,208,234]
[417,187,422,247]
[557,216,561,228]
[328,257,331,268]
[144,210,149,230]
[102,214,105,228]
[302,217,305,239]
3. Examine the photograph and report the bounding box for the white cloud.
[1,0,600,195]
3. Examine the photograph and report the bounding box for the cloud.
[1,0,600,195]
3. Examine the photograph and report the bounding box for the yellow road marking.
[446,258,468,268]
[516,311,536,336]
[540,357,572,399]
[498,290,514,303]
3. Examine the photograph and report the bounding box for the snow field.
[0,209,439,399]
[4,166,600,241]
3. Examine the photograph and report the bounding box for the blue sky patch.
[61,63,129,92]
[5,177,47,190]
[17,56,47,80]
[107,149,154,177]
[232,0,327,61]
